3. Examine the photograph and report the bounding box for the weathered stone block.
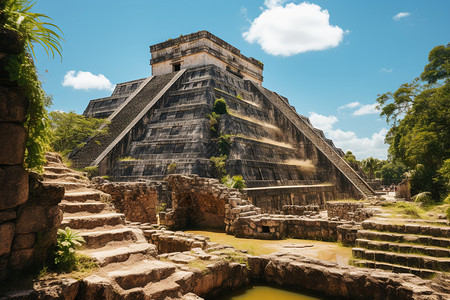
[15,204,63,234]
[0,165,28,210]
[0,122,26,165]
[8,248,34,270]
[0,210,17,222]
[0,222,15,256]
[0,86,27,122]
[13,233,36,250]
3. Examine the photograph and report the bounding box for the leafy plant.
[217,134,232,156]
[55,227,85,271]
[213,98,228,115]
[207,112,220,138]
[3,0,63,172]
[221,175,246,191]
[210,155,227,179]
[117,156,137,161]
[81,166,98,179]
[167,162,177,174]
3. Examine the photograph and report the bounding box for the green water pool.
[213,285,323,300]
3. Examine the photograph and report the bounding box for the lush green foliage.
[376,44,450,201]
[222,175,247,191]
[167,162,177,174]
[217,134,232,156]
[3,0,63,171]
[361,157,382,179]
[207,112,220,138]
[210,155,227,179]
[343,151,359,169]
[379,162,407,185]
[213,98,228,115]
[49,111,108,156]
[81,166,98,179]
[55,227,85,271]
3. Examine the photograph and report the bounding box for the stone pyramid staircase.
[254,84,376,198]
[352,218,450,278]
[42,153,200,299]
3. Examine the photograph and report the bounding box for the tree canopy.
[376,44,450,201]
[49,111,108,156]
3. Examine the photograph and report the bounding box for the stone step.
[42,172,88,181]
[108,260,176,290]
[44,166,80,174]
[352,248,450,272]
[44,181,88,191]
[362,220,450,238]
[45,153,62,164]
[239,211,258,217]
[355,238,450,258]
[143,270,194,299]
[352,259,438,278]
[63,190,111,202]
[81,243,158,267]
[80,227,137,248]
[357,229,450,248]
[59,201,109,214]
[61,213,125,230]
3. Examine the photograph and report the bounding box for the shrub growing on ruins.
[210,155,227,179]
[167,163,177,174]
[213,98,228,115]
[207,112,220,138]
[54,227,85,271]
[218,134,232,156]
[81,166,98,179]
[222,175,246,191]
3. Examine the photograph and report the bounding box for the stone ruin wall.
[94,181,161,224]
[0,28,63,280]
[246,185,336,213]
[327,201,374,223]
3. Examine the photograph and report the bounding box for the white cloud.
[309,112,338,131]
[339,101,360,110]
[62,70,114,91]
[308,112,388,159]
[381,68,393,73]
[353,103,379,116]
[264,0,286,9]
[243,2,346,56]
[393,12,410,21]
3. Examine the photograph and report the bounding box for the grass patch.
[381,202,426,219]
[117,156,139,161]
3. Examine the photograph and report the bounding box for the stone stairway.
[43,153,199,299]
[254,84,376,198]
[352,219,450,278]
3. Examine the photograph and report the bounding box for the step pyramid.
[70,30,375,199]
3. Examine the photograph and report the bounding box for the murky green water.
[214,285,323,300]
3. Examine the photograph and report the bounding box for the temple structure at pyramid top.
[74,30,375,202]
[150,30,264,85]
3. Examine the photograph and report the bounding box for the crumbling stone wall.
[0,28,63,280]
[282,205,320,216]
[94,181,159,224]
[163,175,245,229]
[327,201,373,222]
[246,185,336,213]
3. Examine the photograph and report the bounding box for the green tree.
[376,44,450,201]
[2,0,63,171]
[380,162,407,185]
[361,157,382,179]
[49,111,108,156]
[213,98,228,115]
[343,151,359,170]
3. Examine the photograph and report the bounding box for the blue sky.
[33,0,449,160]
